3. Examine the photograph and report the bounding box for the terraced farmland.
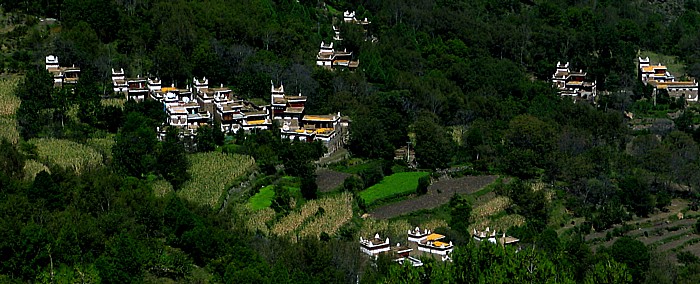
[0,77,20,144]
[178,152,255,208]
[269,192,354,241]
[30,138,103,174]
[369,175,498,219]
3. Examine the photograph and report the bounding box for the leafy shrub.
[416,175,430,195]
[677,251,699,265]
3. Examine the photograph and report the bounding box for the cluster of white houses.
[45,55,80,88]
[316,41,359,70]
[316,10,371,70]
[360,227,455,266]
[472,227,520,246]
[360,227,520,266]
[551,61,597,100]
[343,10,371,26]
[638,57,699,102]
[551,58,700,103]
[109,67,345,152]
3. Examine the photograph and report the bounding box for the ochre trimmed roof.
[642,66,665,72]
[426,233,445,241]
[304,115,336,121]
[247,120,267,125]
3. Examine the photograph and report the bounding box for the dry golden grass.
[0,117,19,144]
[101,98,126,109]
[358,218,412,241]
[86,137,115,161]
[387,219,412,238]
[23,159,49,181]
[467,192,526,234]
[271,193,355,240]
[0,77,20,116]
[299,193,354,239]
[359,218,390,239]
[470,214,526,233]
[422,218,449,231]
[178,152,255,208]
[30,138,103,174]
[271,201,321,237]
[472,196,512,218]
[245,207,276,235]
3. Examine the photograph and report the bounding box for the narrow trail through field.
[368,175,498,219]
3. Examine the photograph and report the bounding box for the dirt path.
[368,175,498,219]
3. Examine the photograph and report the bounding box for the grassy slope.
[247,185,301,210]
[360,172,429,204]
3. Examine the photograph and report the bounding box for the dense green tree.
[347,115,394,159]
[0,139,24,180]
[414,113,453,169]
[343,175,364,192]
[74,66,103,126]
[608,237,650,283]
[95,232,148,284]
[112,113,158,178]
[619,173,655,217]
[157,128,190,190]
[584,255,633,284]
[61,0,121,43]
[194,125,216,152]
[300,171,319,200]
[416,175,430,195]
[16,67,55,139]
[448,194,472,236]
[271,184,292,213]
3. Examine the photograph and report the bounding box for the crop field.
[101,98,126,109]
[470,214,526,234]
[316,169,351,192]
[472,196,512,218]
[30,138,103,174]
[247,185,301,211]
[581,199,700,261]
[244,207,276,235]
[0,77,20,116]
[23,159,48,181]
[0,77,20,144]
[152,179,174,198]
[271,192,354,240]
[86,137,115,161]
[178,152,255,208]
[369,175,498,219]
[298,192,354,239]
[359,172,429,204]
[359,218,412,240]
[0,117,19,144]
[464,192,526,233]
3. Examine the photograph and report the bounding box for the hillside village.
[6,1,700,283]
